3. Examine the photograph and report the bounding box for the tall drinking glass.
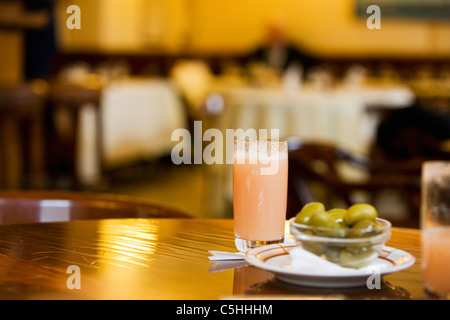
[233,139,288,252]
[421,161,450,298]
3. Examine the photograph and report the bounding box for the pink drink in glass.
[421,161,450,298]
[422,226,450,298]
[233,140,288,251]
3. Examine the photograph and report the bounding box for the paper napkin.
[208,235,296,261]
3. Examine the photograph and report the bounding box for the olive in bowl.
[290,203,391,268]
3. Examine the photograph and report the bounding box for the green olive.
[295,202,325,225]
[352,219,375,231]
[344,204,378,227]
[351,219,383,238]
[324,245,342,263]
[327,208,347,225]
[301,240,325,256]
[310,211,344,237]
[345,243,371,254]
[373,219,382,229]
[310,211,340,229]
[339,247,378,268]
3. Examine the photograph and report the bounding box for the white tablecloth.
[215,84,415,155]
[210,84,415,208]
[77,78,187,183]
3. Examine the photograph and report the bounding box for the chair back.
[288,141,368,187]
[286,140,370,218]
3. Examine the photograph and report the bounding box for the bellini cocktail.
[422,227,450,297]
[233,139,288,252]
[421,161,450,298]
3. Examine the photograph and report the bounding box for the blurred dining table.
[204,82,416,210]
[212,83,415,156]
[0,218,428,300]
[65,77,188,184]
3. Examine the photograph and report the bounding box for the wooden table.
[0,82,46,189]
[0,218,426,300]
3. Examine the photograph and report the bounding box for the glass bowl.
[289,217,391,268]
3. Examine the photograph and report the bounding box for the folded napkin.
[208,235,296,261]
[289,247,357,275]
[208,251,244,261]
[207,251,247,273]
[289,246,390,275]
[208,260,249,273]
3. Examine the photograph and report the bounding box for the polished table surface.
[0,218,425,300]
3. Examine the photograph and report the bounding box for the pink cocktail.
[233,139,288,251]
[421,161,450,298]
[422,227,450,298]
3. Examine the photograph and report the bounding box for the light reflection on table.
[0,218,426,299]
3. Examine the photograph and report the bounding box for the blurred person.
[248,13,315,75]
[24,0,56,80]
[374,100,450,162]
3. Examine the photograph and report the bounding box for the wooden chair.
[287,139,421,228]
[0,191,191,225]
[47,81,102,188]
[0,82,47,189]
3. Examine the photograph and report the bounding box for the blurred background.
[1,0,450,227]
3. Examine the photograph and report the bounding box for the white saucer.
[244,243,415,288]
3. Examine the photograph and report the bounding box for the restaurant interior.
[2,0,450,302]
[1,0,450,229]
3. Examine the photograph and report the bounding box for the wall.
[55,0,450,58]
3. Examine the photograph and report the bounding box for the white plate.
[245,244,415,288]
